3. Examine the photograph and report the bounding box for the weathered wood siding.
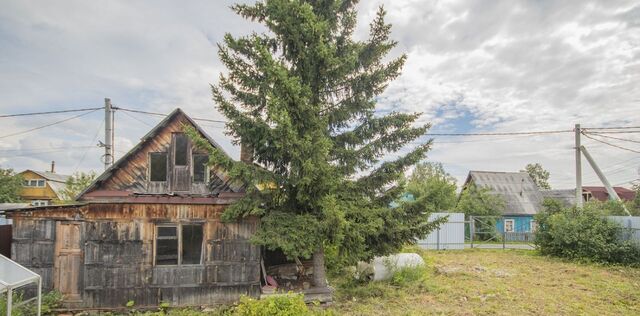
[97,112,214,195]
[10,203,261,309]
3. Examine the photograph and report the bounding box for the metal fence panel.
[418,213,465,250]
[607,216,640,244]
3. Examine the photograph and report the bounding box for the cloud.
[0,0,638,189]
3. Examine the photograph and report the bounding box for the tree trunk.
[312,246,327,288]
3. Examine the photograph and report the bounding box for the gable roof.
[464,171,543,216]
[582,186,636,202]
[19,170,70,199]
[540,189,576,207]
[77,108,235,199]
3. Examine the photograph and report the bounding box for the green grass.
[328,247,640,315]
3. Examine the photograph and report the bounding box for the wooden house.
[18,165,70,206]
[462,171,543,240]
[5,109,261,309]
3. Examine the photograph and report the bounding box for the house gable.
[79,108,241,201]
[19,170,68,202]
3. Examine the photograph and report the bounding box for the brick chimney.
[50,161,55,173]
[240,140,253,164]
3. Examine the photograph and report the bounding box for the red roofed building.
[582,186,636,202]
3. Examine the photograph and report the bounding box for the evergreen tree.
[191,0,437,287]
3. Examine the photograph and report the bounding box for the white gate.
[418,213,465,250]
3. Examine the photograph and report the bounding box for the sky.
[0,0,639,190]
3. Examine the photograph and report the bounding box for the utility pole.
[575,124,583,207]
[104,98,114,170]
[580,146,631,216]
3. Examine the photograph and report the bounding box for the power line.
[584,132,640,144]
[0,145,95,153]
[425,129,573,137]
[583,126,640,130]
[581,132,640,154]
[115,107,227,124]
[0,109,100,139]
[73,120,104,173]
[119,110,154,127]
[0,107,103,118]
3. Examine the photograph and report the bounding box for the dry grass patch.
[329,248,640,315]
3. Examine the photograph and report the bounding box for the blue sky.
[1,0,639,189]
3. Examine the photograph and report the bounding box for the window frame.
[153,222,204,266]
[30,200,49,207]
[192,153,209,184]
[504,219,515,233]
[23,179,46,187]
[173,133,189,167]
[148,152,169,183]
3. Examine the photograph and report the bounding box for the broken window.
[181,225,203,264]
[149,153,168,182]
[155,224,203,265]
[155,226,178,265]
[193,154,208,183]
[174,133,188,166]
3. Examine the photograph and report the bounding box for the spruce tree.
[193,0,440,288]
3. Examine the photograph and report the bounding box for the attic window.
[149,152,168,182]
[193,154,208,183]
[174,133,188,166]
[23,179,46,187]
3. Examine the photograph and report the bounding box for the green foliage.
[191,0,436,277]
[631,183,640,214]
[60,171,97,201]
[522,163,551,190]
[405,162,457,212]
[224,293,329,316]
[0,167,23,203]
[0,290,62,316]
[389,265,428,287]
[535,205,640,265]
[455,184,505,218]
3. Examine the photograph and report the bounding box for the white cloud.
[0,0,638,189]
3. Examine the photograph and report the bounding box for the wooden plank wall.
[12,219,56,290]
[98,113,213,195]
[10,203,261,309]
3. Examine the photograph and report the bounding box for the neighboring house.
[541,187,636,207]
[462,171,543,236]
[540,189,576,207]
[582,186,636,202]
[18,165,69,206]
[5,109,259,309]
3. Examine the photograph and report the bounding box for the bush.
[0,290,63,316]
[535,205,640,265]
[225,293,330,316]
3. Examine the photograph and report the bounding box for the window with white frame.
[30,200,49,206]
[504,219,515,233]
[23,179,46,187]
[530,220,538,233]
[155,223,203,265]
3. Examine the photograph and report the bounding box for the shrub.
[225,293,330,316]
[0,290,63,316]
[535,205,640,265]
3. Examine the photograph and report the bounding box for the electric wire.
[0,107,103,118]
[583,132,640,144]
[73,120,104,173]
[115,107,227,124]
[119,110,154,127]
[581,132,640,154]
[0,109,100,139]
